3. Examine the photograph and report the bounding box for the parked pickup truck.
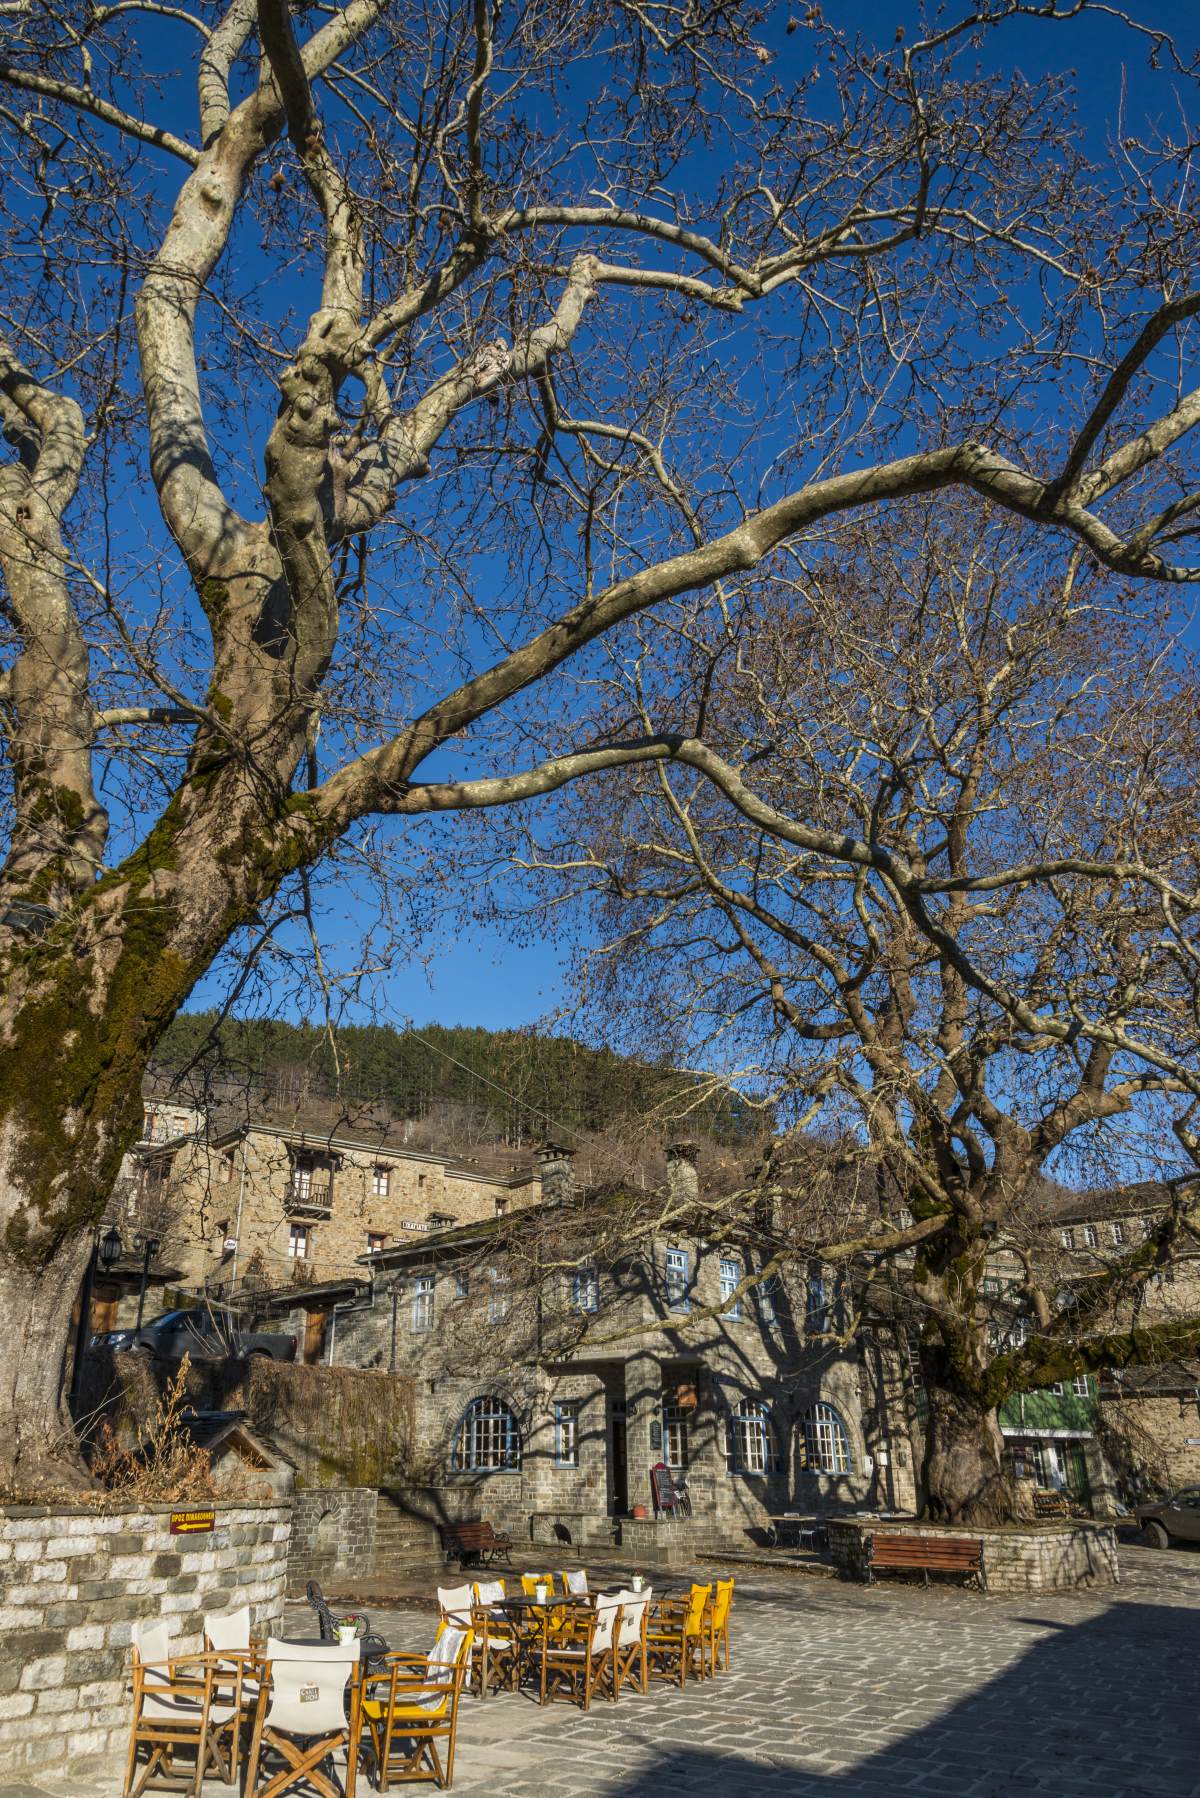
[92,1306,296,1362]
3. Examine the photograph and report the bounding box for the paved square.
[6,1548,1199,1797]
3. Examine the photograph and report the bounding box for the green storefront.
[1000,1378,1099,1507]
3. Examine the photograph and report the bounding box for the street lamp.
[99,1224,124,1271]
[134,1233,160,1331]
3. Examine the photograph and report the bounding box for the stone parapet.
[0,1497,290,1774]
[825,1514,1119,1593]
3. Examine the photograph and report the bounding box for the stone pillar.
[624,1351,664,1512]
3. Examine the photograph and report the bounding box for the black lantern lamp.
[98,1224,124,1271]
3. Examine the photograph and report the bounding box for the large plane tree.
[0,0,1199,1486]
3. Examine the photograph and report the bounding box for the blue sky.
[154,2,1197,1038]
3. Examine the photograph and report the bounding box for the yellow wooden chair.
[520,1572,568,1636]
[705,1578,735,1676]
[361,1622,473,1790]
[645,1583,711,1688]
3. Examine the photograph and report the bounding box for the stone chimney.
[665,1139,700,1206]
[537,1141,577,1207]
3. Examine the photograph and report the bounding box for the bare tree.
[1,0,1199,1484]
[523,508,1200,1519]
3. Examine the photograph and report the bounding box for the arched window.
[802,1402,852,1475]
[452,1396,521,1472]
[724,1399,783,1475]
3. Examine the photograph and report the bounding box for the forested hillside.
[152,1012,757,1150]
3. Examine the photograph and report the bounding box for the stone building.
[322,1143,920,1554]
[130,1109,542,1316]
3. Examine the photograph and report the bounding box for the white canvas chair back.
[132,1618,171,1685]
[474,1579,505,1606]
[262,1638,357,1739]
[616,1590,650,1646]
[437,1584,474,1627]
[563,1569,588,1596]
[403,1624,470,1712]
[592,1597,621,1654]
[204,1605,250,1656]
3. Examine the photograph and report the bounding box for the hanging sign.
[170,1508,216,1536]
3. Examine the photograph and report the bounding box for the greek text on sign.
[170,1508,216,1535]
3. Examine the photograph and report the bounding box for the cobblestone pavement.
[5,1546,1200,1798]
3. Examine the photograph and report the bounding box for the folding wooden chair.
[538,1596,622,1712]
[360,1622,473,1789]
[123,1621,220,1798]
[612,1588,652,1696]
[244,1639,361,1798]
[704,1578,735,1676]
[203,1604,256,1784]
[470,1579,518,1696]
[645,1583,711,1689]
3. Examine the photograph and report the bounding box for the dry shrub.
[90,1356,217,1503]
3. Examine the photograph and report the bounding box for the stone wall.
[825,1515,1119,1594]
[0,1498,290,1774]
[288,1487,378,1589]
[1098,1394,1200,1497]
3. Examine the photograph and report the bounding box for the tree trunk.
[921,1374,1015,1525]
[0,1231,94,1489]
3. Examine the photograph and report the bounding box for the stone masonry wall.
[825,1516,1119,1594]
[287,1487,377,1589]
[0,1498,290,1774]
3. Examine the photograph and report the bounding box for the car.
[1134,1486,1200,1549]
[92,1306,297,1362]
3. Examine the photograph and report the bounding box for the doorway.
[609,1397,629,1514]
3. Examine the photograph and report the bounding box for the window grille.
[724,1400,782,1474]
[1072,1375,1091,1397]
[452,1396,521,1472]
[662,1400,689,1469]
[801,1403,852,1474]
[412,1274,434,1331]
[554,1401,580,1467]
[570,1267,599,1313]
[665,1248,690,1312]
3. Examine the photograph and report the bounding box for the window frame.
[569,1266,599,1313]
[719,1257,742,1320]
[288,1221,310,1260]
[661,1399,690,1469]
[1060,1228,1075,1250]
[724,1399,783,1476]
[1082,1224,1098,1248]
[665,1247,690,1313]
[366,1231,386,1255]
[554,1400,580,1468]
[486,1265,509,1325]
[371,1165,391,1198]
[801,1402,852,1476]
[1072,1374,1091,1397]
[1110,1220,1125,1245]
[451,1395,521,1473]
[412,1272,434,1332]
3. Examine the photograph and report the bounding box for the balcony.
[285,1177,333,1219]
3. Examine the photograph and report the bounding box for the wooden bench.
[865,1532,985,1591]
[439,1520,514,1569]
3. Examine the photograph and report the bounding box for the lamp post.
[134,1234,161,1332]
[68,1223,124,1411]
